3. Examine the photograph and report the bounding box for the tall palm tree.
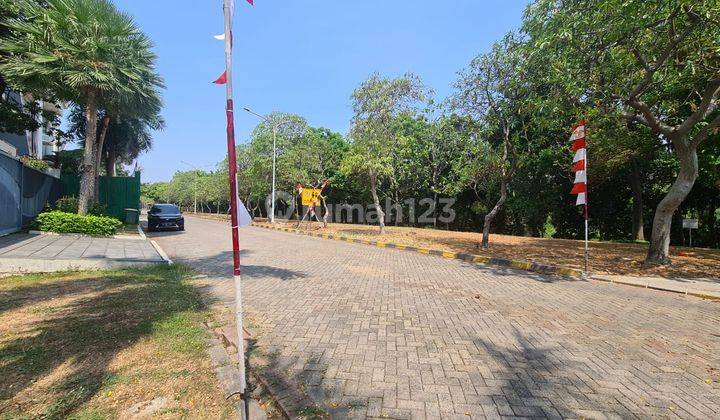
[68,106,164,177]
[0,0,163,214]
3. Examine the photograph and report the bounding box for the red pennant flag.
[571,138,586,152]
[572,160,585,172]
[247,0,253,4]
[570,182,587,194]
[213,70,227,84]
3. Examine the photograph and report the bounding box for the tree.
[343,73,426,234]
[0,0,163,214]
[524,0,720,264]
[452,36,524,248]
[0,0,66,149]
[68,106,164,178]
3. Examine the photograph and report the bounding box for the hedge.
[35,211,123,236]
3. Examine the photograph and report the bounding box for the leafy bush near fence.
[35,211,122,236]
[54,196,79,213]
[54,197,108,216]
[20,155,50,172]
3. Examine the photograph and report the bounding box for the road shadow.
[0,265,209,417]
[176,250,307,282]
[246,338,367,418]
[471,327,637,419]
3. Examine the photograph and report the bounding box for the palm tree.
[0,0,163,214]
[68,104,164,178]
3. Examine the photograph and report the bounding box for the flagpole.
[583,121,589,279]
[222,0,247,413]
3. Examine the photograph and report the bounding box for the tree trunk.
[645,142,698,265]
[394,190,400,227]
[369,170,385,234]
[78,89,98,215]
[480,127,514,249]
[629,160,645,241]
[481,177,508,249]
[105,148,116,177]
[92,115,111,200]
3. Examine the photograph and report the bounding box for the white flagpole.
[222,0,248,414]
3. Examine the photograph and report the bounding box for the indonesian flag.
[570,120,587,206]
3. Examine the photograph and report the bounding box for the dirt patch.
[261,221,720,279]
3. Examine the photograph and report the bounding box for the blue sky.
[115,0,529,181]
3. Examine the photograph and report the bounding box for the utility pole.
[243,108,292,223]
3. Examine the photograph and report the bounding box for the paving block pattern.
[0,233,162,261]
[152,217,720,419]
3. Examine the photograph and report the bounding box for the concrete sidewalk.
[0,232,166,273]
[593,274,720,300]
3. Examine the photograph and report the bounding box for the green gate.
[60,172,141,221]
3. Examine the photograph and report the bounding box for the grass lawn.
[256,220,720,279]
[0,265,236,419]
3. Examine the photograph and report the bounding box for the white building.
[0,90,63,160]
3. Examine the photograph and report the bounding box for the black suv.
[147,204,184,232]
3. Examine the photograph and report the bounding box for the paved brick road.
[150,216,720,419]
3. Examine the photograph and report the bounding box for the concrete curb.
[150,240,173,265]
[0,257,163,273]
[252,223,584,279]
[205,317,316,419]
[136,224,146,239]
[591,275,720,301]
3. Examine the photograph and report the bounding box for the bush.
[54,196,79,213]
[35,211,122,236]
[88,201,107,216]
[20,155,49,172]
[53,197,107,217]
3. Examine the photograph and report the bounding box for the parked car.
[147,204,184,232]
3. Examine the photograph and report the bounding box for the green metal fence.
[60,172,141,221]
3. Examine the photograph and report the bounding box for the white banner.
[236,196,252,227]
[570,125,585,141]
[572,148,586,163]
[574,170,587,184]
[576,192,586,206]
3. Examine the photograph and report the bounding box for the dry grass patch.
[0,265,235,419]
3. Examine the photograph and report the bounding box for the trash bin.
[123,208,139,224]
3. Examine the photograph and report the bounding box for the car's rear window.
[151,205,180,214]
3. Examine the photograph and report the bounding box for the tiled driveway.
[0,233,163,272]
[151,216,720,419]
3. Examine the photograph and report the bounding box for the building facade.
[0,89,63,160]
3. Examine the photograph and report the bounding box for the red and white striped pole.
[570,120,589,278]
[221,0,247,410]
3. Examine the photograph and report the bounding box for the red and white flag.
[570,121,587,206]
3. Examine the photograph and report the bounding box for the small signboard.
[682,219,699,229]
[300,188,322,206]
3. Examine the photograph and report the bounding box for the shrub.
[542,215,557,239]
[20,155,49,172]
[35,211,122,236]
[88,201,107,216]
[54,196,79,213]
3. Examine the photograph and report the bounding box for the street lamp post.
[181,161,211,214]
[243,107,288,224]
